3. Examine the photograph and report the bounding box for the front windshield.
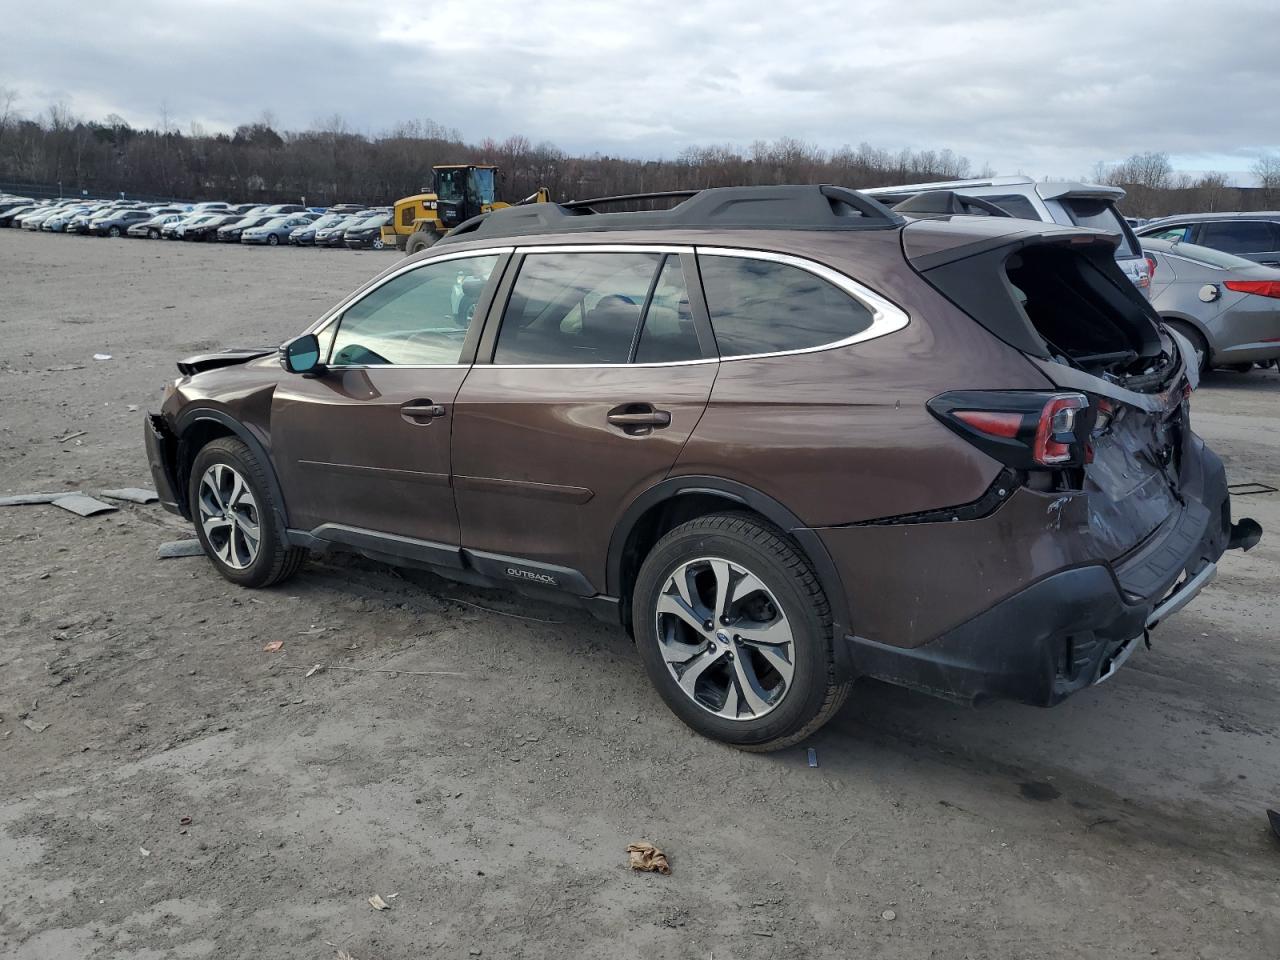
[263,217,290,228]
[311,215,342,229]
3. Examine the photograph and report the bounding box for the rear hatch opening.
[909,220,1195,562]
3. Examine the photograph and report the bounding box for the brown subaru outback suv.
[145,185,1261,750]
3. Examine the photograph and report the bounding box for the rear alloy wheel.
[188,437,306,588]
[267,234,279,246]
[633,514,850,751]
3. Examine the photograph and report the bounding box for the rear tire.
[632,513,850,751]
[187,437,306,588]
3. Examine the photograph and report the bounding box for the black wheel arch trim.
[607,475,854,674]
[173,406,290,529]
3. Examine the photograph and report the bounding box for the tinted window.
[699,256,873,357]
[495,253,659,365]
[982,194,1040,220]
[1197,220,1279,254]
[634,257,700,363]
[1060,198,1137,257]
[329,255,499,366]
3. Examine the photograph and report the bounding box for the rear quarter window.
[1197,220,1280,254]
[1060,198,1138,257]
[698,255,874,357]
[980,194,1040,220]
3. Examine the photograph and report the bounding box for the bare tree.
[1252,153,1280,207]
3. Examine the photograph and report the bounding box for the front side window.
[699,255,874,358]
[494,253,660,364]
[1144,224,1191,242]
[328,255,499,366]
[1198,220,1278,254]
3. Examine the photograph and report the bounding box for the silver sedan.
[1143,237,1280,372]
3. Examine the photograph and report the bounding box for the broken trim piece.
[840,468,1020,527]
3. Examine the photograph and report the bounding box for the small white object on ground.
[882,909,896,921]
[93,353,112,361]
[367,894,390,911]
[51,494,117,517]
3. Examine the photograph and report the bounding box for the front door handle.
[607,404,671,435]
[401,399,446,423]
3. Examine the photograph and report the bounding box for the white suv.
[863,175,1153,290]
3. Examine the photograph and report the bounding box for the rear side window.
[982,194,1040,220]
[494,253,659,365]
[698,255,873,358]
[1060,198,1138,257]
[1197,220,1279,254]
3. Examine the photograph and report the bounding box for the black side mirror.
[282,333,323,375]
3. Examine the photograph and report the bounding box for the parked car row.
[865,177,1280,374]
[0,195,394,250]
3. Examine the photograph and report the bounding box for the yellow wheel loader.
[382,164,550,255]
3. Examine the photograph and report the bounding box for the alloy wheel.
[197,463,261,570]
[654,557,795,720]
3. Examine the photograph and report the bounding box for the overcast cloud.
[3,0,1278,181]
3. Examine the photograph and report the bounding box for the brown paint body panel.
[271,365,469,542]
[450,363,717,589]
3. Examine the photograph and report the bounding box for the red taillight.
[1223,280,1280,299]
[1145,256,1157,284]
[928,391,1093,469]
[1033,395,1088,465]
[953,409,1022,438]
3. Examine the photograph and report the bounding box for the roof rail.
[863,175,1034,196]
[438,184,904,244]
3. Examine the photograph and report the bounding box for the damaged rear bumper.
[840,439,1259,706]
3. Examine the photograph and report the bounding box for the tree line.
[0,97,1275,218]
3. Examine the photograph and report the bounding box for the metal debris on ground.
[807,747,819,768]
[367,894,390,911]
[626,841,671,875]
[262,640,284,653]
[0,493,67,506]
[305,663,325,678]
[57,431,87,443]
[51,494,117,517]
[100,488,158,504]
[157,540,205,558]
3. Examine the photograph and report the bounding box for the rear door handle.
[607,404,671,435]
[401,399,446,423]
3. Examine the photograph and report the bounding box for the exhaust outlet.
[1228,518,1262,552]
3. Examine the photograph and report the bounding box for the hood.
[176,347,275,376]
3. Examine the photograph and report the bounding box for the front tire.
[188,437,306,588]
[404,231,437,256]
[371,236,385,250]
[267,234,279,246]
[632,513,850,751]
[108,226,121,237]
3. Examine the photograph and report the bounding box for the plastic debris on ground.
[157,540,205,559]
[367,894,390,911]
[100,488,158,504]
[626,841,671,875]
[93,353,112,361]
[807,747,818,768]
[262,640,284,653]
[51,494,117,517]
[0,493,67,506]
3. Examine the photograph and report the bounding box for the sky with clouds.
[3,0,1277,182]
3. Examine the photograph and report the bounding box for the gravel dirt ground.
[2,229,1279,960]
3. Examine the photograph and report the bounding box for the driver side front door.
[271,251,507,549]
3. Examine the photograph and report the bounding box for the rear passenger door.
[451,247,717,593]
